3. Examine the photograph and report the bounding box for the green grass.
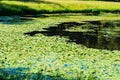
[0,14,120,79]
[0,0,120,15]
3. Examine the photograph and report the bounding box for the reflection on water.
[24,20,120,50]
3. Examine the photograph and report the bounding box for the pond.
[25,20,120,50]
[1,15,120,80]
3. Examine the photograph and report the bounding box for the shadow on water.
[0,67,72,80]
[24,20,120,50]
[0,16,35,24]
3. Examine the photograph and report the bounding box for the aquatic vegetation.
[0,15,120,80]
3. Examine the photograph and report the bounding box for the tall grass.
[0,0,120,15]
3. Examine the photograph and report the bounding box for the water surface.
[25,20,120,50]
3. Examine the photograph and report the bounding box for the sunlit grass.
[0,0,120,15]
[3,0,120,10]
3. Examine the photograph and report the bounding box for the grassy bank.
[0,0,120,15]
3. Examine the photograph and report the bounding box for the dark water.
[24,20,120,50]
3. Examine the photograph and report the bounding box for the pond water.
[25,20,120,50]
[65,20,120,50]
